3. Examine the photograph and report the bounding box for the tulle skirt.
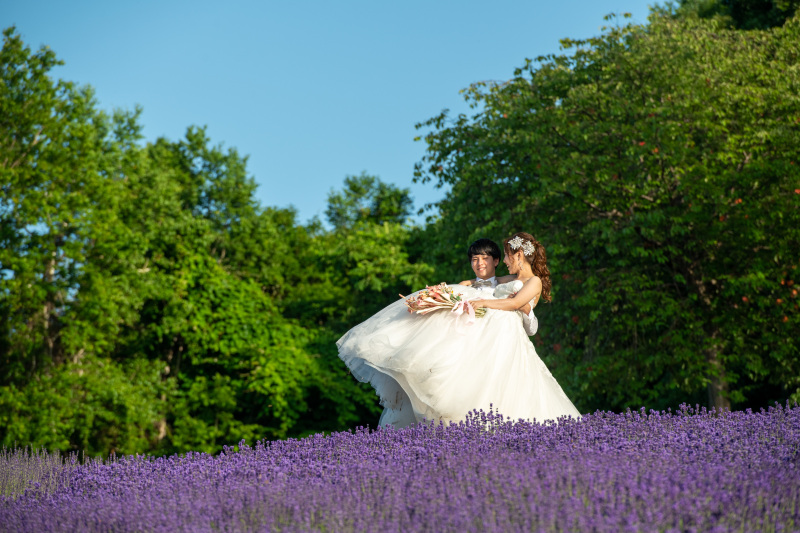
[336,285,580,427]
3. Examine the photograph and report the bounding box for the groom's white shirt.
[474,277,539,337]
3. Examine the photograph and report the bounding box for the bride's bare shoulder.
[521,276,543,291]
[496,275,517,283]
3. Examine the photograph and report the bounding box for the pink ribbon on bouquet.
[451,299,477,332]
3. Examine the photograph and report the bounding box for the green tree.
[110,134,386,449]
[325,173,414,231]
[0,26,170,454]
[674,0,800,29]
[415,12,800,412]
[0,27,399,454]
[0,357,171,455]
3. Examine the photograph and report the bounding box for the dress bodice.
[493,280,536,307]
[493,280,523,299]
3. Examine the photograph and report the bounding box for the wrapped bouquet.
[400,283,486,322]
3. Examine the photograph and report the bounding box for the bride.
[336,232,580,427]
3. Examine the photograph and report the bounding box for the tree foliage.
[674,0,800,29]
[325,172,414,231]
[414,12,800,412]
[0,27,431,455]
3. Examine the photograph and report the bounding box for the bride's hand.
[471,299,486,309]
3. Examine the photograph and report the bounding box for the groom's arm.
[520,308,539,336]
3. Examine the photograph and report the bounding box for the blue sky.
[4,1,656,225]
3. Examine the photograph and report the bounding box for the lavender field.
[1,404,798,532]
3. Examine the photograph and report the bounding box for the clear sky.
[4,1,656,225]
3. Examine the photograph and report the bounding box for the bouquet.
[400,283,486,321]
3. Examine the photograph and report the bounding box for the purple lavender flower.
[1,404,798,532]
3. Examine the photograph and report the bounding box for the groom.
[460,238,538,336]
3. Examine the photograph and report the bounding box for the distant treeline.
[2,1,799,456]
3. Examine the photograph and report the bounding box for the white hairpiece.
[508,235,535,256]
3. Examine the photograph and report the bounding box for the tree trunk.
[706,336,731,411]
[44,247,64,365]
[685,264,731,411]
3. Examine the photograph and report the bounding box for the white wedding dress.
[336,281,580,427]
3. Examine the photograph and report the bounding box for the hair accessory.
[508,236,535,256]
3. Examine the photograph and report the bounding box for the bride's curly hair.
[503,232,552,303]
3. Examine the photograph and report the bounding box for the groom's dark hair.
[467,238,501,260]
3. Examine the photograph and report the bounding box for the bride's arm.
[497,275,532,312]
[456,278,530,312]
[471,277,542,311]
